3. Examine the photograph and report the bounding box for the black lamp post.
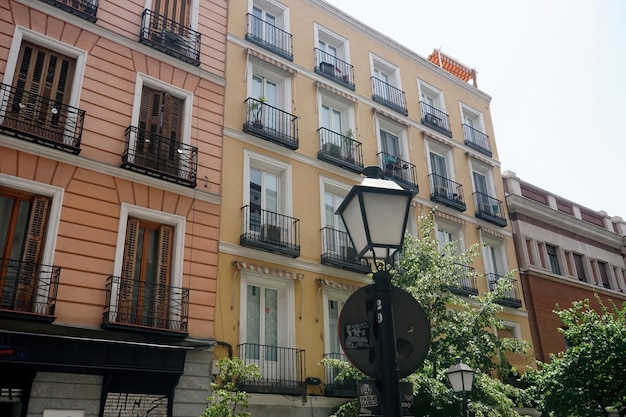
[446,359,474,417]
[336,166,413,417]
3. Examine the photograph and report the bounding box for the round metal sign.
[338,284,430,379]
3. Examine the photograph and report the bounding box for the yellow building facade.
[216,0,533,414]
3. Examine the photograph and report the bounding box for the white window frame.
[314,23,350,63]
[244,150,292,216]
[417,80,445,112]
[144,0,200,30]
[459,102,485,132]
[375,116,408,160]
[469,159,496,197]
[318,90,354,135]
[434,216,463,254]
[481,233,507,277]
[247,59,291,112]
[319,176,351,229]
[322,287,350,355]
[110,203,186,323]
[495,320,521,339]
[1,26,88,119]
[249,0,290,32]
[370,53,401,88]
[238,269,296,348]
[426,140,454,180]
[0,174,64,273]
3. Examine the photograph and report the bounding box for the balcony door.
[251,6,276,46]
[324,191,348,256]
[430,152,448,194]
[7,42,75,144]
[0,188,49,312]
[137,87,183,175]
[252,74,277,130]
[249,168,279,238]
[119,218,173,329]
[473,171,490,209]
[154,0,190,28]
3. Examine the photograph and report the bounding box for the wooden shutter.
[119,218,140,323]
[154,224,173,329]
[154,0,190,29]
[138,87,164,168]
[16,195,49,312]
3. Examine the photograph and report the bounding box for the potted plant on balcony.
[248,96,267,129]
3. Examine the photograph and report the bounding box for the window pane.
[264,173,278,213]
[328,299,340,353]
[246,285,261,353]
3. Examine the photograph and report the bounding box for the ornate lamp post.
[446,358,474,417]
[336,166,414,417]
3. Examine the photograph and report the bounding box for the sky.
[325,0,626,219]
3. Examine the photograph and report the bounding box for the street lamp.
[336,166,414,417]
[446,358,474,417]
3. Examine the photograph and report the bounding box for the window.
[427,141,453,192]
[248,0,291,58]
[152,0,195,28]
[371,53,400,96]
[573,253,587,282]
[320,178,352,257]
[418,81,444,113]
[598,261,611,289]
[546,244,561,275]
[482,235,506,277]
[248,59,290,113]
[319,91,352,136]
[315,24,350,72]
[377,117,406,160]
[435,217,462,254]
[111,204,185,330]
[460,104,484,136]
[524,238,535,266]
[0,176,63,314]
[471,160,497,212]
[323,289,348,355]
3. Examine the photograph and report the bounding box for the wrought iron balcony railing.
[0,258,60,320]
[378,152,418,192]
[473,192,507,227]
[237,343,306,395]
[323,352,358,397]
[314,49,355,90]
[243,97,298,150]
[429,173,466,212]
[371,77,408,116]
[246,13,293,61]
[448,263,478,296]
[486,274,522,308]
[317,128,364,174]
[39,0,98,22]
[419,101,452,137]
[0,82,85,154]
[463,123,492,157]
[102,275,190,334]
[121,126,198,188]
[321,228,370,273]
[240,205,300,258]
[139,9,201,66]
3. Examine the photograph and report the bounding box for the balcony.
[463,124,492,157]
[378,152,418,192]
[102,275,190,336]
[139,9,201,66]
[429,174,466,212]
[487,274,522,308]
[240,206,300,258]
[0,82,85,155]
[314,49,355,90]
[323,352,357,397]
[246,13,293,61]
[419,101,452,137]
[237,343,306,395]
[243,98,298,150]
[321,228,370,274]
[121,126,198,188]
[317,128,364,174]
[371,77,408,116]
[39,0,98,22]
[448,263,478,297]
[0,258,60,322]
[474,192,507,227]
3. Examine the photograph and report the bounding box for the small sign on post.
[343,322,370,349]
[357,381,414,416]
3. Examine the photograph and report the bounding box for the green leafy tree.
[524,296,626,417]
[325,211,533,417]
[201,357,261,417]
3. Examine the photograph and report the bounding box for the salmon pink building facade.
[0,1,226,416]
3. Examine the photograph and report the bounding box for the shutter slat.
[155,224,173,328]
[120,218,140,323]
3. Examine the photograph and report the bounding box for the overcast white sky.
[326,0,626,219]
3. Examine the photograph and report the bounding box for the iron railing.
[240,205,300,257]
[0,82,85,154]
[102,275,190,333]
[371,77,408,116]
[237,343,306,395]
[243,97,298,149]
[314,49,354,90]
[429,173,466,212]
[246,13,293,60]
[449,263,478,296]
[139,9,201,65]
[463,123,491,157]
[321,227,370,273]
[419,101,452,137]
[378,152,418,192]
[39,0,98,22]
[317,127,364,173]
[473,192,507,227]
[323,352,358,397]
[121,126,198,188]
[486,274,522,308]
[0,258,60,318]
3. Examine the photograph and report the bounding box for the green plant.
[248,96,267,124]
[201,357,261,417]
